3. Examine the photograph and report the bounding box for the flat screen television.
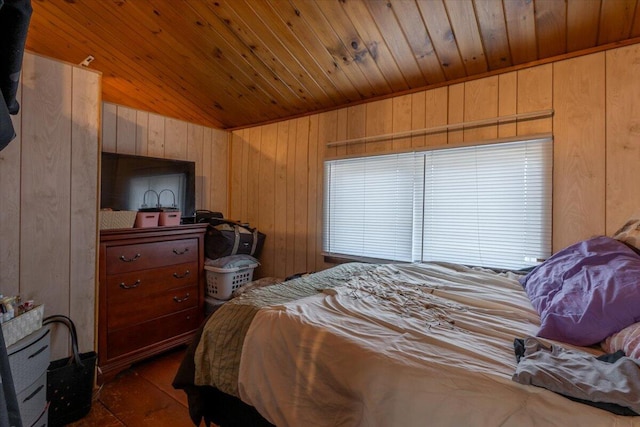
[100,152,196,222]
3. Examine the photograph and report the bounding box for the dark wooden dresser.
[98,224,207,382]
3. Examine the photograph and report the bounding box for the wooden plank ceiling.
[26,0,640,130]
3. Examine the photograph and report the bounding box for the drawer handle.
[23,384,44,403]
[119,253,141,262]
[119,280,141,289]
[173,270,191,279]
[28,345,49,359]
[174,293,190,303]
[173,248,189,255]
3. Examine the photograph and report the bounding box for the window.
[323,137,552,270]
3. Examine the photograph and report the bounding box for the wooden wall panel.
[498,72,517,137]
[334,108,348,158]
[294,118,310,275]
[392,95,411,151]
[273,121,290,277]
[424,87,448,147]
[239,128,250,221]
[517,64,553,134]
[347,105,366,156]
[147,113,166,158]
[200,128,213,211]
[553,53,606,250]
[12,54,100,357]
[102,102,117,152]
[246,127,262,228]
[365,99,393,153]
[229,130,245,219]
[70,67,101,353]
[285,123,297,274]
[187,123,205,208]
[315,111,336,271]
[606,44,640,234]
[448,83,465,144]
[116,106,137,154]
[164,117,188,160]
[21,54,73,357]
[257,123,277,277]
[463,76,498,141]
[135,110,149,156]
[307,115,320,271]
[210,128,229,215]
[231,44,640,280]
[410,91,426,148]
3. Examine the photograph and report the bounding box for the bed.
[174,234,640,427]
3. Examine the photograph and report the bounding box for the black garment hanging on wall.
[0,0,32,151]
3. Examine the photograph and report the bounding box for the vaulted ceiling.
[26,0,640,130]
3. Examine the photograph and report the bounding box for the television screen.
[100,152,196,221]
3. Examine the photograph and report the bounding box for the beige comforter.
[193,262,376,396]
[238,262,640,426]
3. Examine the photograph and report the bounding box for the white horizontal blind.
[422,139,552,269]
[323,138,552,270]
[323,153,420,261]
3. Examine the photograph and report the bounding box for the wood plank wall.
[0,52,100,358]
[231,43,640,280]
[101,102,229,216]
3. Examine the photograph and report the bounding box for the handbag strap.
[231,225,241,255]
[43,315,83,367]
[251,229,259,255]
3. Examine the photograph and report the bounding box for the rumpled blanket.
[193,262,377,397]
[513,336,640,415]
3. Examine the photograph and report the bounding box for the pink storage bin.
[134,212,159,228]
[159,211,181,226]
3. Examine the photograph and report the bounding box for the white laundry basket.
[205,262,259,300]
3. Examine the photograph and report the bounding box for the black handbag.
[43,315,96,427]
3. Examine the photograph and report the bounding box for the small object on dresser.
[159,211,181,226]
[135,211,160,228]
[1,304,44,347]
[99,209,137,230]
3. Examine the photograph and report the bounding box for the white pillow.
[602,322,640,359]
[613,217,640,251]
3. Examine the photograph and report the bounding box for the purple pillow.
[520,236,640,346]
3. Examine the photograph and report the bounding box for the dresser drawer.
[105,238,198,274]
[106,262,197,299]
[17,372,47,427]
[107,307,200,359]
[7,327,50,394]
[107,283,198,330]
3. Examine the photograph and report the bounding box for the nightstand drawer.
[7,327,50,394]
[16,372,47,427]
[105,238,198,274]
[107,307,200,359]
[107,284,198,329]
[106,262,198,299]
